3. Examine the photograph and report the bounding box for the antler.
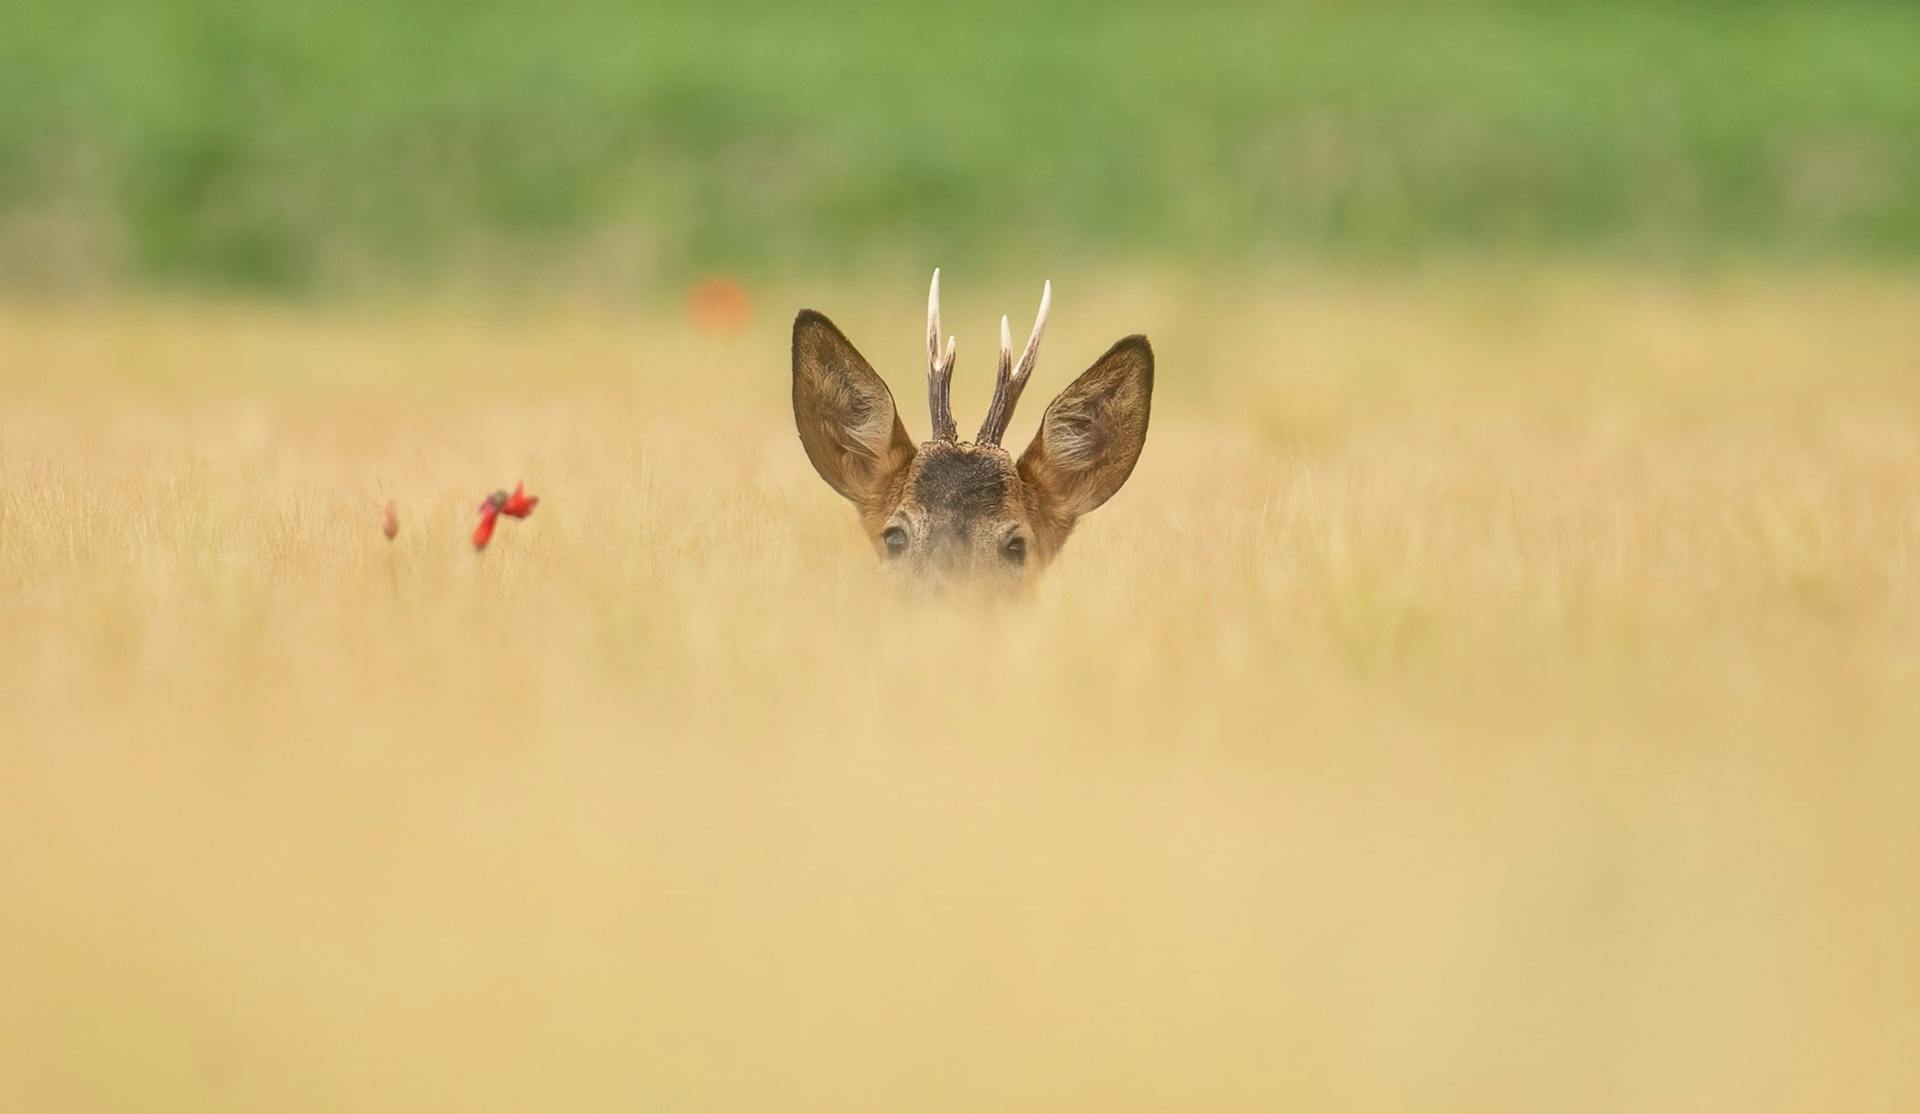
[975,279,1050,446]
[926,269,958,441]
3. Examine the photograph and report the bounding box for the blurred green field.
[5,0,1920,292]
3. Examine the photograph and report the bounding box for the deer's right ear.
[1017,335,1154,524]
[792,310,917,510]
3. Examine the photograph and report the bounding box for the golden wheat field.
[2,268,1917,1113]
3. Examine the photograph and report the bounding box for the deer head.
[793,271,1153,585]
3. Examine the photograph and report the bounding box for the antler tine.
[927,268,958,441]
[998,312,1014,398]
[976,279,1050,446]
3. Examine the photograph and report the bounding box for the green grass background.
[5,0,1919,291]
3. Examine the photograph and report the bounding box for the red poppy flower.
[472,482,538,551]
[499,482,539,518]
[688,277,751,335]
[472,503,500,550]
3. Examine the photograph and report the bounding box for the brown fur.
[793,308,1153,586]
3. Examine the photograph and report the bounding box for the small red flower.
[472,503,500,550]
[472,482,538,551]
[688,277,751,335]
[499,482,539,519]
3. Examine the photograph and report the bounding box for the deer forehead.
[900,444,1023,525]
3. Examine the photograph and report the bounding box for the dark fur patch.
[911,450,1007,518]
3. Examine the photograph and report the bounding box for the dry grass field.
[2,268,1917,1112]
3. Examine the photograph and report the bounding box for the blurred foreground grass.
[5,0,1920,291]
[1,267,1917,1111]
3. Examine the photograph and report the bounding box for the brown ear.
[792,310,917,512]
[1017,335,1154,523]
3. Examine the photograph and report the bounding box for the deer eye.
[881,526,909,558]
[1002,534,1027,565]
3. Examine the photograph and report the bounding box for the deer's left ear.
[792,310,918,514]
[1018,336,1154,523]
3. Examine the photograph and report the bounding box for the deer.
[792,270,1153,585]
